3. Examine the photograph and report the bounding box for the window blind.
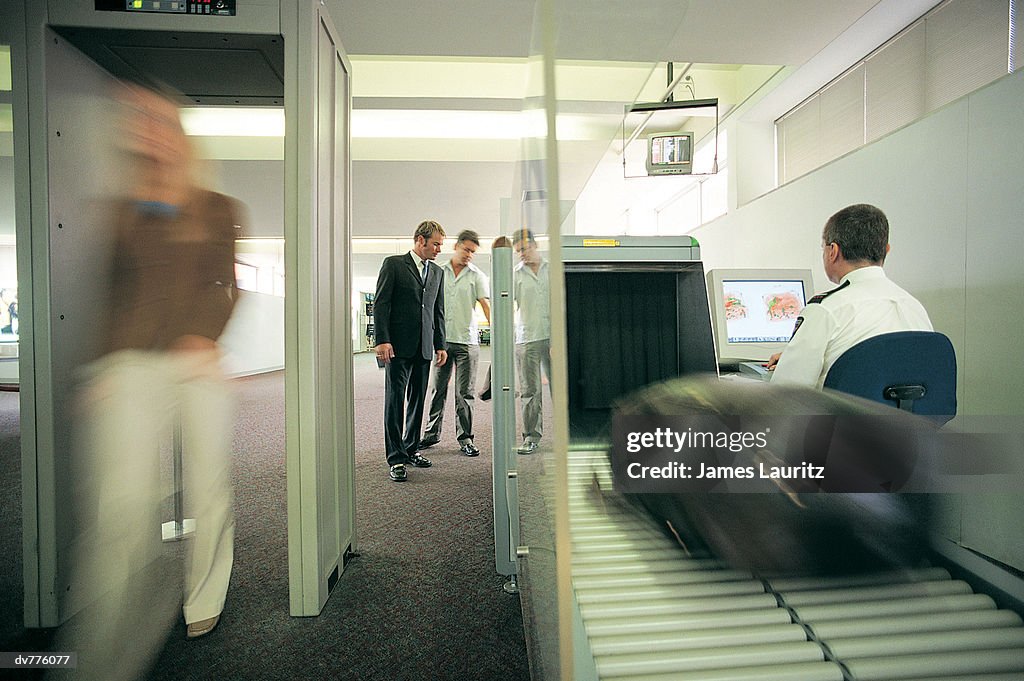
[776,0,1014,185]
[779,96,821,183]
[819,64,866,162]
[925,0,1009,110]
[866,22,926,143]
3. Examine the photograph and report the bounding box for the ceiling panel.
[328,0,942,238]
[330,0,535,58]
[660,0,883,65]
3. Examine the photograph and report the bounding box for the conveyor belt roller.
[569,449,1024,681]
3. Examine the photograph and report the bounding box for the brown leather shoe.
[186,615,220,639]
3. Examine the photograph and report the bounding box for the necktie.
[421,261,428,284]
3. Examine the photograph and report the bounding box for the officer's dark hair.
[822,204,889,265]
[456,229,480,246]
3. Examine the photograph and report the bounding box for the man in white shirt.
[769,204,933,387]
[513,229,551,455]
[421,230,491,456]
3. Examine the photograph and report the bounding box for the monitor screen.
[706,268,817,364]
[721,279,806,344]
[646,132,693,175]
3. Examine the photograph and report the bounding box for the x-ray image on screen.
[722,279,806,343]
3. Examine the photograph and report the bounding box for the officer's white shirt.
[514,258,551,344]
[442,259,490,345]
[771,266,933,388]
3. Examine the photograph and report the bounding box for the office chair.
[823,331,957,425]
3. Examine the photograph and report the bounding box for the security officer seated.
[767,203,932,387]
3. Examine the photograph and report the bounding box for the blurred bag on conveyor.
[608,374,940,576]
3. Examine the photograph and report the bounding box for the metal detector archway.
[12,0,354,625]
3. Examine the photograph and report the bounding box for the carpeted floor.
[0,349,532,680]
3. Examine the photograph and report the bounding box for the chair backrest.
[823,331,957,425]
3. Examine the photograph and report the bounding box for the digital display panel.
[646,132,693,176]
[721,279,806,343]
[649,134,691,166]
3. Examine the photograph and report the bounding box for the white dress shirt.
[409,251,427,282]
[771,266,933,387]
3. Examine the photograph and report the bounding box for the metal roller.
[825,628,1024,658]
[890,675,1024,681]
[807,609,1023,639]
[595,641,826,678]
[575,579,765,604]
[572,557,726,575]
[571,528,666,543]
[572,547,708,564]
[583,608,794,637]
[573,537,685,554]
[580,593,781,619]
[778,579,973,606]
[590,660,844,681]
[571,520,661,534]
[790,593,997,621]
[573,568,755,590]
[842,649,1024,680]
[765,567,952,591]
[588,623,809,656]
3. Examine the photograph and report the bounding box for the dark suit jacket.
[374,253,445,361]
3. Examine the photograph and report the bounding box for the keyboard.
[737,361,771,380]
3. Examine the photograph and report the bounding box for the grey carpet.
[0,350,531,680]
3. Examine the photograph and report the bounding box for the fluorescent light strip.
[354,110,529,139]
[180,108,285,137]
[179,107,601,142]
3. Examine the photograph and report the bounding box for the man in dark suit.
[374,220,448,482]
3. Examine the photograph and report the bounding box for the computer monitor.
[646,132,693,176]
[706,268,816,366]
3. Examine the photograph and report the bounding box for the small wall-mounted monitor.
[706,268,816,366]
[646,132,693,176]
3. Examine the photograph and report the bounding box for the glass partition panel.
[502,41,564,678]
[0,43,17,385]
[509,1,700,675]
[506,2,695,680]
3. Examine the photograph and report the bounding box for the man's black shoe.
[407,453,433,468]
[417,435,440,450]
[459,442,480,457]
[389,464,407,482]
